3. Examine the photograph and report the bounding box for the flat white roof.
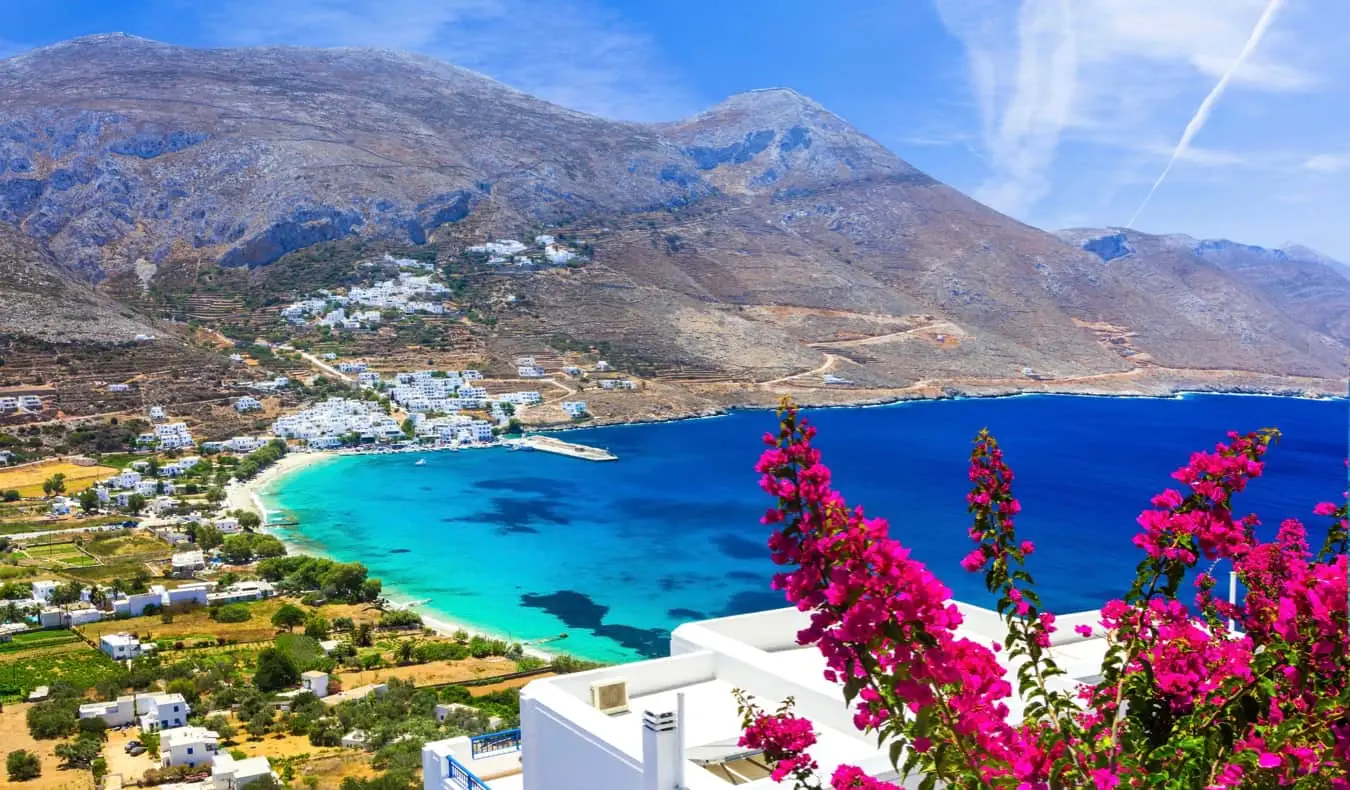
[526,603,1110,787]
[162,726,217,748]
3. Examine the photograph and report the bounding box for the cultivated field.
[0,644,122,700]
[0,460,117,497]
[19,541,98,567]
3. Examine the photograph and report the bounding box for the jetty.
[512,435,617,461]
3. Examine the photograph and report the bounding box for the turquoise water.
[263,394,1347,664]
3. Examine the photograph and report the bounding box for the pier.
[512,435,617,461]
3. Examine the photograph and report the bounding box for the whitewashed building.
[161,725,217,767]
[507,604,1110,790]
[141,693,192,732]
[99,633,143,660]
[211,754,275,790]
[561,402,588,418]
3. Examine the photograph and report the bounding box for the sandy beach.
[229,449,558,660]
[225,450,336,518]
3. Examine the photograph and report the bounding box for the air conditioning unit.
[590,678,630,715]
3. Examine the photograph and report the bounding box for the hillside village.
[0,418,594,790]
[0,238,642,790]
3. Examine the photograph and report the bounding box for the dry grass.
[468,672,554,697]
[77,600,378,646]
[331,655,518,688]
[0,461,117,498]
[294,752,380,790]
[0,703,95,790]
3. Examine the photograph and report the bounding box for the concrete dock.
[514,435,617,461]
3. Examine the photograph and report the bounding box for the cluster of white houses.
[281,268,451,330]
[138,409,196,450]
[271,398,405,448]
[467,235,584,267]
[74,648,279,786]
[2,577,274,630]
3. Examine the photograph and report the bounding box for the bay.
[263,394,1347,664]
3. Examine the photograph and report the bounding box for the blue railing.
[470,728,522,759]
[446,756,491,790]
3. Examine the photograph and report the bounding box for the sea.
[261,394,1347,664]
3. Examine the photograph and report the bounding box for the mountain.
[0,35,1345,398]
[0,221,155,341]
[1059,227,1350,363]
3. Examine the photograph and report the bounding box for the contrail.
[1128,0,1286,227]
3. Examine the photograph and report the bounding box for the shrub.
[738,401,1350,788]
[210,604,252,623]
[26,699,77,739]
[6,750,40,781]
[377,610,422,629]
[253,647,299,692]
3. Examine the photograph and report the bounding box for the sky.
[6,0,1350,258]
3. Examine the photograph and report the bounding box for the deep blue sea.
[262,394,1347,664]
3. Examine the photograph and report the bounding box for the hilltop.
[0,35,1344,423]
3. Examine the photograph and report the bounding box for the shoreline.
[237,388,1343,663]
[235,451,558,660]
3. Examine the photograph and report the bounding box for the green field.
[0,646,122,700]
[20,541,100,566]
[0,629,81,654]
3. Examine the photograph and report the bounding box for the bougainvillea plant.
[736,399,1348,789]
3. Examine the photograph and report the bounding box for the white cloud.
[204,0,698,121]
[934,0,1316,218]
[1302,153,1350,173]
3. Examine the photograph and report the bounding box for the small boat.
[414,459,427,466]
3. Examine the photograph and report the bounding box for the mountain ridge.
[0,35,1344,398]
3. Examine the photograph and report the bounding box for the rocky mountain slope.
[0,35,1345,390]
[0,221,155,341]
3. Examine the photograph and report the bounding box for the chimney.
[642,697,685,790]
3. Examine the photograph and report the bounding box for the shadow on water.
[520,590,670,658]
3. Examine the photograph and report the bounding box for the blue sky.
[6,0,1350,258]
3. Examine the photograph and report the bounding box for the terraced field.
[0,460,117,497]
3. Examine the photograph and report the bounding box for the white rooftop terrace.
[520,603,1109,790]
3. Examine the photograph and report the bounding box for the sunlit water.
[262,394,1346,663]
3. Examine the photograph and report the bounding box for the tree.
[271,604,307,632]
[401,418,415,438]
[246,709,274,739]
[253,647,300,692]
[49,581,84,607]
[206,486,226,506]
[26,699,77,739]
[1,489,19,502]
[237,511,262,531]
[41,473,66,497]
[78,489,100,514]
[304,615,330,641]
[125,493,146,515]
[53,738,102,769]
[195,523,223,551]
[737,401,1350,788]
[6,750,40,781]
[204,715,237,743]
[354,623,374,647]
[395,639,417,665]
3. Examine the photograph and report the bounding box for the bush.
[377,610,422,629]
[740,402,1350,787]
[1,490,20,503]
[253,647,299,692]
[6,750,40,781]
[210,604,252,623]
[271,603,307,631]
[26,699,78,739]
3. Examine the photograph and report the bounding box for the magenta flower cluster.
[739,400,1349,789]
